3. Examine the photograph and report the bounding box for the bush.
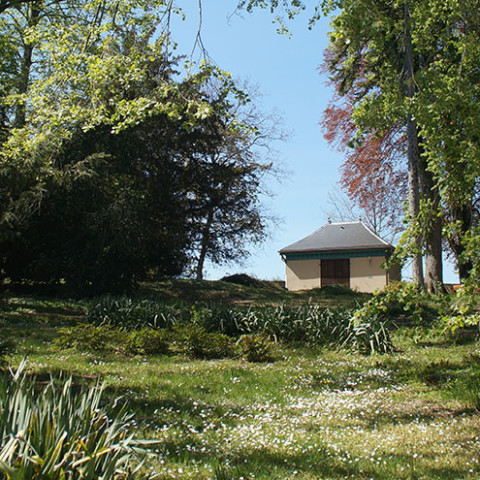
[318,284,357,296]
[0,360,149,479]
[125,328,170,355]
[236,334,273,362]
[55,323,122,352]
[174,325,233,359]
[220,273,263,287]
[348,282,423,354]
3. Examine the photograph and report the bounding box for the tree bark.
[14,1,41,128]
[418,159,444,293]
[448,204,473,282]
[403,0,424,287]
[424,213,443,292]
[195,208,214,281]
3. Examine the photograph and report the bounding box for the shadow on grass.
[0,366,102,395]
[102,381,248,431]
[177,443,472,480]
[0,295,84,331]
[139,279,290,304]
[382,451,479,480]
[203,442,476,480]
[373,354,480,388]
[358,404,478,431]
[139,279,371,307]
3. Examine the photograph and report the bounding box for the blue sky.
[170,1,458,284]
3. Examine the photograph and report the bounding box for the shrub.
[55,323,122,352]
[173,325,233,359]
[236,334,273,362]
[348,282,424,354]
[0,360,149,479]
[220,273,263,287]
[125,328,170,355]
[318,284,357,296]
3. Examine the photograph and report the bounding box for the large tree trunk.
[424,202,444,293]
[14,1,41,128]
[405,115,424,286]
[424,214,443,292]
[195,209,214,281]
[403,0,424,287]
[418,161,444,293]
[448,204,473,282]
[403,0,443,292]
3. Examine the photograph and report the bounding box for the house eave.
[279,244,394,255]
[280,247,393,261]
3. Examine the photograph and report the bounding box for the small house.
[279,221,401,293]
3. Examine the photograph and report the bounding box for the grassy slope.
[139,278,371,306]
[1,280,480,479]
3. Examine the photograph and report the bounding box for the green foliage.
[0,339,14,366]
[124,328,170,356]
[322,0,480,288]
[173,324,234,360]
[442,313,480,338]
[55,324,122,352]
[449,368,480,411]
[84,298,358,348]
[0,1,275,293]
[236,334,273,362]
[56,324,171,356]
[86,296,186,330]
[440,280,480,337]
[220,274,264,288]
[232,303,354,347]
[349,282,424,353]
[81,291,429,355]
[0,361,149,479]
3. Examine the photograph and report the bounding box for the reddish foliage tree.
[321,97,407,242]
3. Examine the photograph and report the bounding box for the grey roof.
[279,221,393,254]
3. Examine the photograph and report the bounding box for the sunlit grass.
[1,290,480,479]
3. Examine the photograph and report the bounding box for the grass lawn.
[1,283,480,479]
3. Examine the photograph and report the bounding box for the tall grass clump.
[85,296,187,329]
[232,303,354,346]
[84,298,358,348]
[179,303,355,346]
[0,361,150,479]
[84,295,418,354]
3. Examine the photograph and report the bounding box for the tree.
[413,0,480,282]
[320,0,444,290]
[241,0,480,292]
[322,0,480,289]
[0,55,213,290]
[322,98,406,244]
[0,1,280,291]
[185,86,280,280]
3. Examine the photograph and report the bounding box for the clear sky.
[170,1,458,284]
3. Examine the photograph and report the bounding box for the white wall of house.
[350,256,387,293]
[285,259,320,290]
[285,254,399,293]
